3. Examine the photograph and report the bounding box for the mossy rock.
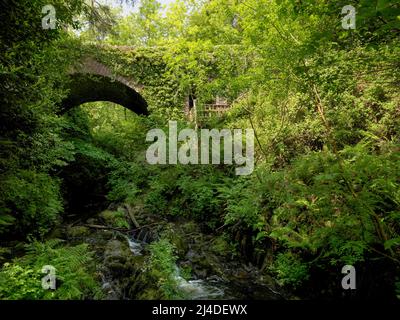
[181,221,199,234]
[103,240,137,276]
[169,232,187,256]
[66,226,90,238]
[128,266,165,299]
[86,218,98,225]
[209,236,231,257]
[97,229,115,241]
[99,210,129,229]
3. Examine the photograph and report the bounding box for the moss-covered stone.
[66,226,90,238]
[99,210,129,229]
[209,236,232,257]
[181,221,198,234]
[169,233,187,256]
[103,240,134,274]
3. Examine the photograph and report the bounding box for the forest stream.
[62,208,287,300]
[1,0,399,302]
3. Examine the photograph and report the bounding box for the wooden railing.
[198,103,230,118]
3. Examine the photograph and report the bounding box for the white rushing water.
[127,236,225,299]
[173,268,225,300]
[127,237,143,255]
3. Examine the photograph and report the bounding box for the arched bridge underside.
[61,58,148,115]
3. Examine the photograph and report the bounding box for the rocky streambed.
[61,208,288,300]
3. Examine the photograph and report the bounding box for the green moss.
[99,209,129,229]
[209,235,232,256]
[66,226,90,238]
[181,221,199,234]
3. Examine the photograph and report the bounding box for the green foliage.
[220,177,264,229]
[140,165,229,229]
[2,0,400,299]
[0,263,44,299]
[266,143,400,264]
[176,168,224,218]
[107,161,147,203]
[147,238,182,299]
[0,170,63,239]
[0,1,86,239]
[0,239,102,299]
[270,252,309,289]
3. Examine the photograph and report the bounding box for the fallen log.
[83,224,128,232]
[124,203,140,229]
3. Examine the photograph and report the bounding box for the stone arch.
[61,58,148,115]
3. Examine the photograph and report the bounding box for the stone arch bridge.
[60,45,233,119]
[62,55,149,115]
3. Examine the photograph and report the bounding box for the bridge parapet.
[70,57,143,92]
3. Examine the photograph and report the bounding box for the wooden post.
[194,98,198,130]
